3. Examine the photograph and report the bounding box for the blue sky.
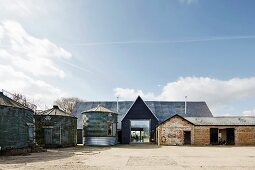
[0,0,255,116]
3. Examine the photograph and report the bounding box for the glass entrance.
[130,120,150,143]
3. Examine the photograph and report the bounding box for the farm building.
[82,105,118,145]
[157,114,255,146]
[0,92,34,152]
[34,105,77,148]
[72,96,213,144]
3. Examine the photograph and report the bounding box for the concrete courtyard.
[1,144,255,170]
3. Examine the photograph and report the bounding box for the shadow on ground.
[0,145,111,164]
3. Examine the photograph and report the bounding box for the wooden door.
[44,128,53,145]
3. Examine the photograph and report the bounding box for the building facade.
[72,96,213,144]
[157,114,255,146]
[0,92,34,152]
[34,105,77,148]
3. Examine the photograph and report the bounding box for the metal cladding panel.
[84,137,117,146]
[34,115,77,147]
[83,111,117,137]
[0,106,34,150]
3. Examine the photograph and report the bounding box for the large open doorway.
[130,120,150,143]
[210,128,235,145]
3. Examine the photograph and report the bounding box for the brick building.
[157,114,255,146]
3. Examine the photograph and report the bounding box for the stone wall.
[157,115,194,145]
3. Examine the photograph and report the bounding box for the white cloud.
[0,21,71,78]
[0,20,71,109]
[114,77,255,114]
[0,0,49,17]
[242,109,255,116]
[114,88,155,101]
[0,65,67,108]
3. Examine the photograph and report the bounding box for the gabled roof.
[157,114,195,127]
[186,116,255,126]
[158,114,255,126]
[122,96,159,121]
[0,92,32,111]
[82,105,116,114]
[37,105,76,118]
[72,97,212,129]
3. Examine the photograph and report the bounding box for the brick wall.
[236,126,255,145]
[157,115,194,145]
[157,116,255,146]
[193,126,255,146]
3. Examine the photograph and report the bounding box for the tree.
[54,97,83,114]
[12,92,37,111]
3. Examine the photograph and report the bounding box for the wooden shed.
[34,105,77,148]
[82,105,118,145]
[0,92,34,152]
[157,114,255,146]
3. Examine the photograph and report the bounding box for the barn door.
[184,131,191,145]
[44,128,53,145]
[210,128,218,145]
[226,128,235,145]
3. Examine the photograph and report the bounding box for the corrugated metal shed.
[34,105,77,148]
[0,92,31,110]
[72,100,212,129]
[185,117,255,126]
[0,92,34,151]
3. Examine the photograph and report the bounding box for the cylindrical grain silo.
[82,105,118,145]
[34,105,77,148]
[0,92,35,153]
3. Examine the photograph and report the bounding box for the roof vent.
[53,105,59,109]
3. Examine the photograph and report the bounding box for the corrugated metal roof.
[185,117,255,126]
[72,99,212,129]
[0,92,31,110]
[82,105,115,114]
[37,105,76,117]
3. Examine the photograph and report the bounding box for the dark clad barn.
[34,105,77,148]
[0,92,34,152]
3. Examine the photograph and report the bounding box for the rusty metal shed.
[34,105,77,148]
[0,92,34,151]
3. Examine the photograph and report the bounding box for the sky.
[0,0,255,116]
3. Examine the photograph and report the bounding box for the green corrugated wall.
[0,106,34,150]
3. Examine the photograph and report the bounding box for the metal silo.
[82,105,117,145]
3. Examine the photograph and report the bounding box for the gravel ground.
[1,144,255,170]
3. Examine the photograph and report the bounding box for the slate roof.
[82,105,116,114]
[0,92,32,110]
[185,117,255,126]
[72,99,213,129]
[37,105,76,117]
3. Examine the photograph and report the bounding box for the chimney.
[117,97,119,114]
[53,105,59,109]
[185,96,187,115]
